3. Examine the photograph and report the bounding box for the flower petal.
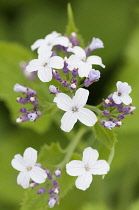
[38,46,52,62]
[37,66,52,82]
[73,88,89,108]
[75,171,92,191]
[48,56,64,69]
[26,59,42,72]
[29,166,47,183]
[17,171,30,189]
[87,56,105,68]
[77,108,98,126]
[53,36,70,47]
[67,55,80,70]
[66,160,85,176]
[31,39,45,51]
[117,81,131,94]
[90,160,110,175]
[61,111,77,132]
[53,93,72,111]
[71,46,86,60]
[121,94,132,105]
[82,147,99,167]
[112,92,122,104]
[11,154,26,171]
[23,147,37,167]
[78,61,92,77]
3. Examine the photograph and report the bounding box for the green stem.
[57,127,87,168]
[85,104,103,116]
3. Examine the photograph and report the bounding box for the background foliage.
[0,0,139,209]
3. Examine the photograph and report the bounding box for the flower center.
[72,106,78,112]
[85,165,90,171]
[43,63,47,67]
[26,166,32,171]
[118,92,121,96]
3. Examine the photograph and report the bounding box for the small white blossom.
[53,88,98,132]
[11,147,47,189]
[67,46,105,77]
[66,147,110,191]
[112,81,132,105]
[31,31,70,52]
[26,48,64,82]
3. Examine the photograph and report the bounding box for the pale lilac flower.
[67,46,105,77]
[26,48,64,82]
[31,31,69,52]
[14,83,36,96]
[53,88,98,132]
[11,147,47,189]
[27,111,41,121]
[100,119,116,130]
[123,106,136,114]
[89,38,104,51]
[66,147,110,191]
[112,81,132,105]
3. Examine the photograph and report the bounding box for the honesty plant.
[11,4,136,209]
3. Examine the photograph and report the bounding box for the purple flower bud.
[103,99,111,107]
[52,70,60,80]
[16,97,28,104]
[88,69,100,82]
[29,181,38,188]
[53,187,60,194]
[14,83,36,96]
[48,194,58,208]
[48,188,54,194]
[117,114,124,119]
[62,81,68,87]
[69,32,80,47]
[116,104,123,112]
[54,169,61,177]
[114,120,122,127]
[37,188,46,194]
[72,68,78,77]
[71,78,77,83]
[63,58,69,73]
[123,106,136,115]
[30,96,39,105]
[16,114,28,123]
[89,38,104,51]
[44,169,50,176]
[19,107,27,113]
[57,78,63,82]
[27,111,41,122]
[52,180,58,186]
[49,85,60,94]
[70,83,77,90]
[100,119,116,130]
[84,78,91,87]
[103,110,110,117]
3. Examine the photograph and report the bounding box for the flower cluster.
[14,83,41,123]
[11,147,61,208]
[101,81,136,129]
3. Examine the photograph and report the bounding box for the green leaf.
[81,202,110,210]
[0,42,56,133]
[21,143,81,210]
[93,121,117,149]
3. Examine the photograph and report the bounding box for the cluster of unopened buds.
[14,83,41,123]
[101,81,136,130]
[11,147,61,208]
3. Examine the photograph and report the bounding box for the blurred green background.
[0,0,139,209]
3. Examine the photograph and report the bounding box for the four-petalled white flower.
[53,88,98,132]
[31,31,70,52]
[11,147,47,189]
[26,47,64,82]
[66,147,110,191]
[67,46,105,77]
[112,81,132,105]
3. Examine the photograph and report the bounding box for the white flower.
[66,147,110,191]
[53,88,98,132]
[67,46,105,77]
[26,48,64,82]
[112,81,132,105]
[11,147,47,189]
[31,31,70,52]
